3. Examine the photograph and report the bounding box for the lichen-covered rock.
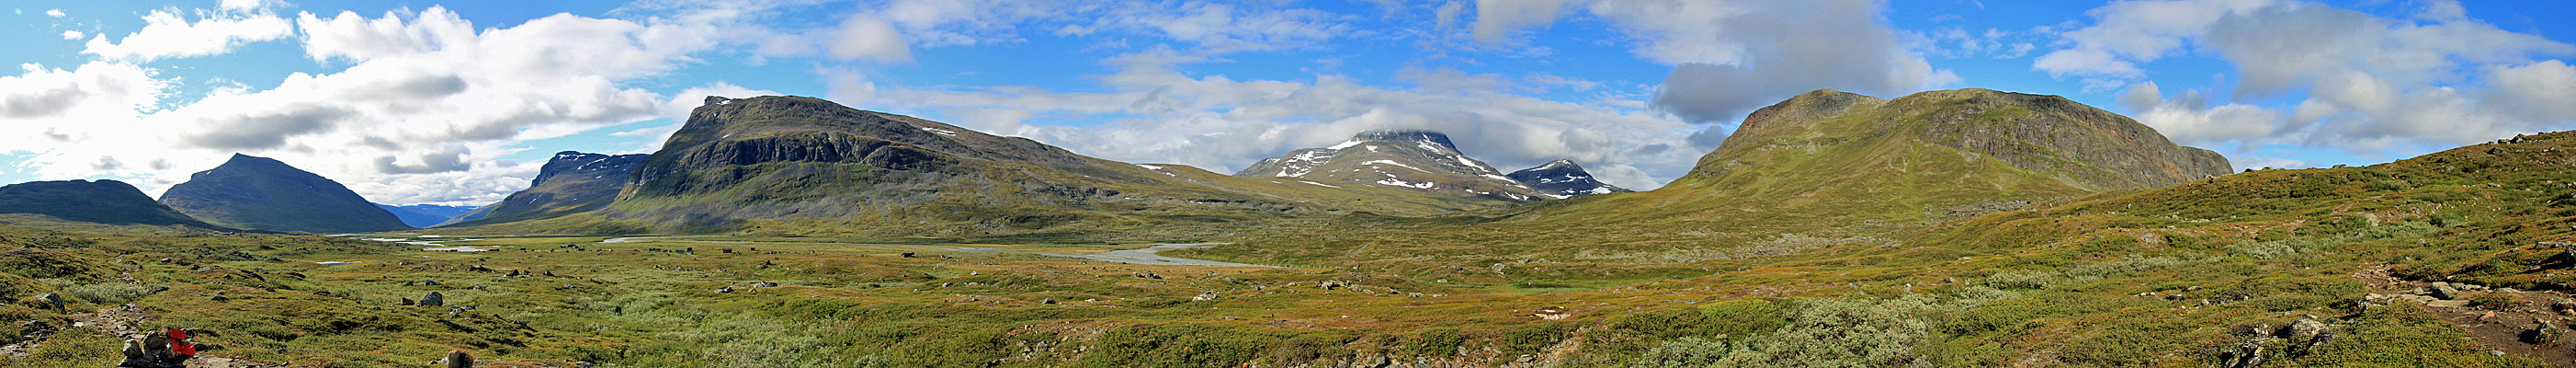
[419,292,444,306]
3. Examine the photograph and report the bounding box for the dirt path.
[2354,265,2576,366]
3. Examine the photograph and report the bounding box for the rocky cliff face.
[0,179,221,228]
[1237,131,1550,201]
[447,152,648,227]
[158,155,411,233]
[1505,160,1630,197]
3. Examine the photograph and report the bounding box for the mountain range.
[1237,130,1625,201]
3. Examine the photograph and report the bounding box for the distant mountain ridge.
[446,151,650,227]
[1236,130,1554,201]
[1505,160,1630,197]
[158,154,412,233]
[376,203,480,228]
[0,179,223,228]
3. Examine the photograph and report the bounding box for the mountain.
[1236,131,1552,201]
[472,96,1515,236]
[0,179,222,228]
[444,151,649,227]
[158,154,413,233]
[1543,88,2230,224]
[1504,160,1630,197]
[375,203,480,228]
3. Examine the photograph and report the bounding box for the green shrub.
[1980,271,2064,290]
[1716,296,1941,368]
[1410,328,1468,357]
[1630,337,1730,368]
[2235,242,2298,259]
[54,282,163,305]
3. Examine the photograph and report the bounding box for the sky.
[1,0,2571,207]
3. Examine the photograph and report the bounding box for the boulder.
[2284,318,2327,340]
[420,292,445,306]
[1194,291,1220,302]
[445,350,473,368]
[34,292,62,310]
[2432,284,2464,300]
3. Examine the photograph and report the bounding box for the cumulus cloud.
[84,8,294,61]
[2048,0,2576,155]
[3,5,735,205]
[46,9,64,17]
[60,30,82,40]
[1469,0,1957,132]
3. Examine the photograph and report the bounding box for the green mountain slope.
[158,154,412,233]
[0,179,224,229]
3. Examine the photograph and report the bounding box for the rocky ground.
[2357,264,2576,366]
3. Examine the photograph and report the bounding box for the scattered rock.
[445,350,473,368]
[209,293,228,302]
[1194,291,1220,302]
[422,280,443,286]
[1040,298,1057,305]
[714,287,735,293]
[399,298,414,305]
[33,293,62,310]
[420,292,445,306]
[2219,343,2264,368]
[1318,280,1345,290]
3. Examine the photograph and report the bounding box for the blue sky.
[2,0,2571,206]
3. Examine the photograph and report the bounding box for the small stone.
[1194,291,1220,302]
[420,292,445,306]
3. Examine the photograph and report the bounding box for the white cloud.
[827,15,912,62]
[60,30,82,40]
[83,8,295,61]
[4,6,740,205]
[2054,0,2576,157]
[45,8,64,17]
[2118,81,2284,144]
[2032,0,2278,85]
[1471,0,1958,128]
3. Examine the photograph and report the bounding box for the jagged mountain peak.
[1236,130,1549,201]
[1505,159,1630,198]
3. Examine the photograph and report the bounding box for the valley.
[3,89,2571,367]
